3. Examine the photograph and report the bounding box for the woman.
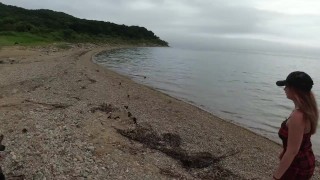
[273,71,318,180]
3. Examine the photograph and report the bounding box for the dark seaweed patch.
[116,125,243,179]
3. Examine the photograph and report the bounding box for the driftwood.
[0,134,5,180]
[0,134,5,151]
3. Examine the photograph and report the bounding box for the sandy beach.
[0,44,319,179]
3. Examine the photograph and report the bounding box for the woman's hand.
[272,175,281,180]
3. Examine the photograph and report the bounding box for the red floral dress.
[278,119,315,180]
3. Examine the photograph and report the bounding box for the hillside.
[0,2,168,46]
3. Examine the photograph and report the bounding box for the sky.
[1,0,320,55]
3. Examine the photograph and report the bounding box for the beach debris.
[119,82,122,86]
[0,169,4,180]
[0,58,17,64]
[159,168,185,179]
[127,112,132,117]
[162,133,181,147]
[116,126,216,168]
[85,74,97,83]
[131,117,137,124]
[2,173,25,180]
[22,128,28,133]
[0,134,5,151]
[52,103,70,109]
[0,135,6,180]
[127,95,130,98]
[72,96,81,101]
[30,84,42,91]
[23,99,71,110]
[90,103,116,114]
[11,174,26,179]
[88,78,97,83]
[8,58,16,64]
[124,105,128,109]
[116,125,241,179]
[107,113,112,119]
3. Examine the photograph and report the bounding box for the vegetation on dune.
[0,2,169,46]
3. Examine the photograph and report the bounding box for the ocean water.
[94,47,320,157]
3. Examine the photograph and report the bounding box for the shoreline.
[92,48,283,145]
[93,46,320,160]
[92,47,283,144]
[0,45,319,179]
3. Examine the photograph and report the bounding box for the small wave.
[260,122,280,129]
[220,110,238,115]
[249,126,277,134]
[259,98,272,102]
[274,104,292,111]
[227,79,240,83]
[234,115,243,119]
[153,87,191,98]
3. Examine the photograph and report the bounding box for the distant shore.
[0,44,319,179]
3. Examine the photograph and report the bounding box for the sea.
[93,47,320,158]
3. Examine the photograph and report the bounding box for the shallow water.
[94,47,320,157]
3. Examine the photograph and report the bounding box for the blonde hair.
[292,88,319,134]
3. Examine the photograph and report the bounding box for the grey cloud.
[1,0,320,50]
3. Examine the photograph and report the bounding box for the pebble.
[12,89,18,94]
[88,146,95,151]
[10,152,17,160]
[76,155,83,162]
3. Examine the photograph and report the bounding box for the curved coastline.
[91,48,284,144]
[92,48,275,140]
[91,47,320,177]
[1,45,319,179]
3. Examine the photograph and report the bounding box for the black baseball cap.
[276,71,313,91]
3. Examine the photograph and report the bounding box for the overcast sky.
[1,0,320,55]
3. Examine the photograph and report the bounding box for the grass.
[0,31,168,48]
[0,32,55,46]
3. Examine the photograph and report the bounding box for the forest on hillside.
[0,2,168,46]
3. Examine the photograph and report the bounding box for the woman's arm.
[278,149,284,160]
[273,111,305,179]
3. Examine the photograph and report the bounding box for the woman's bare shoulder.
[288,110,305,126]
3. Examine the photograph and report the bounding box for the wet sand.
[0,44,319,179]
